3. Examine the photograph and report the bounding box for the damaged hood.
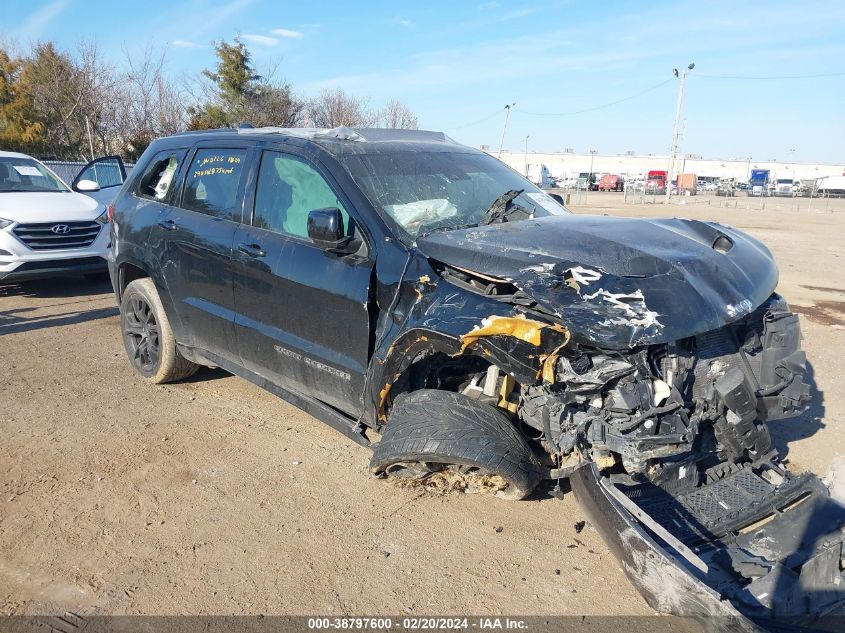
[417,215,778,348]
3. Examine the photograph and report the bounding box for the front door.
[232,149,374,416]
[72,155,127,206]
[156,145,252,362]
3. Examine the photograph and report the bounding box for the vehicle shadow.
[767,360,825,461]
[0,277,118,336]
[0,306,118,336]
[180,366,232,383]
[0,276,112,300]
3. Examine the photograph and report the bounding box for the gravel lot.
[1,193,843,619]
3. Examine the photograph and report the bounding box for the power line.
[697,71,845,80]
[444,108,507,131]
[514,78,674,117]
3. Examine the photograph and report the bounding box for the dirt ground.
[1,193,843,619]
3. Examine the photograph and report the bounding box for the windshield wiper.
[417,220,479,240]
[479,189,533,225]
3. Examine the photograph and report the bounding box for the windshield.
[339,150,568,239]
[0,157,68,193]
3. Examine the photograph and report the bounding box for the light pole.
[589,149,597,190]
[497,103,516,158]
[523,135,530,177]
[666,63,694,203]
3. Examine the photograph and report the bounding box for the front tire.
[120,278,199,384]
[371,390,543,500]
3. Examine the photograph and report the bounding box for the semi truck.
[774,178,797,197]
[748,169,770,196]
[644,170,667,195]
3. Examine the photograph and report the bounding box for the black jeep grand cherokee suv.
[109,127,844,627]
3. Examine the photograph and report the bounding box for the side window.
[253,151,350,239]
[136,149,186,202]
[182,148,247,221]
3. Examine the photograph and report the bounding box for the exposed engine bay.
[461,293,809,481]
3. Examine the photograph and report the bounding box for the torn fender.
[369,282,571,421]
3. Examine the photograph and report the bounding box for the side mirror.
[75,179,100,192]
[307,207,352,251]
[548,193,564,205]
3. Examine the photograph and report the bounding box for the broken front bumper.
[571,461,845,631]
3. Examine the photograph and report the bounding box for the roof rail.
[173,128,238,136]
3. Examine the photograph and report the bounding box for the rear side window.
[253,151,349,239]
[136,149,186,202]
[181,148,247,221]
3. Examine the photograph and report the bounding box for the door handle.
[238,243,266,258]
[157,219,177,231]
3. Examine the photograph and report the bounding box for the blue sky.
[3,0,844,162]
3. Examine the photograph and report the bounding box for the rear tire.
[371,389,543,500]
[120,278,199,384]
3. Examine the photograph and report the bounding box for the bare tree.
[304,88,377,128]
[377,98,418,129]
[3,36,421,160]
[113,44,186,158]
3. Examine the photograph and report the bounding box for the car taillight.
[107,204,115,223]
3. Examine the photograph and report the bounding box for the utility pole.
[497,103,515,158]
[666,63,694,204]
[523,135,530,176]
[85,116,95,161]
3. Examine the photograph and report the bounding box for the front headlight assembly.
[94,208,109,225]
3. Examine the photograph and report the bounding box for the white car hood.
[0,191,100,224]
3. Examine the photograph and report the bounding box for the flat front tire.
[371,389,543,500]
[120,278,198,384]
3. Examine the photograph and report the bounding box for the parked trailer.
[676,173,697,195]
[526,163,555,189]
[816,175,845,197]
[598,174,623,191]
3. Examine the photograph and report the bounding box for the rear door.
[231,147,374,415]
[154,143,254,362]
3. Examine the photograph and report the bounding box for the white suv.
[0,151,125,283]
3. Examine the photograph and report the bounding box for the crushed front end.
[522,294,845,625]
[399,214,845,626]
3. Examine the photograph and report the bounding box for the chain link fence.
[41,160,135,186]
[545,174,844,213]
